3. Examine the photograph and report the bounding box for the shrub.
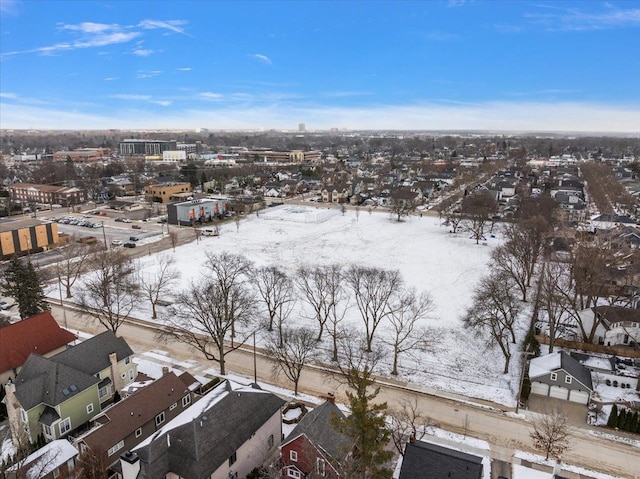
[607,404,619,428]
[613,380,619,387]
[621,383,626,389]
[606,379,611,386]
[617,408,627,429]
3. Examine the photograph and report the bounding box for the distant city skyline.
[1,0,639,133]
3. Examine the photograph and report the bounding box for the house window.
[565,376,572,384]
[182,395,191,407]
[290,450,298,462]
[121,373,127,380]
[99,386,109,398]
[268,434,274,449]
[228,451,237,466]
[86,403,94,414]
[550,373,557,381]
[108,440,124,456]
[316,458,326,476]
[288,470,301,479]
[59,418,71,436]
[20,408,28,423]
[135,428,142,438]
[170,402,177,411]
[95,372,100,379]
[125,357,130,365]
[43,424,52,438]
[155,412,165,427]
[128,369,134,381]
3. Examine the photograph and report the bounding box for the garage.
[531,382,549,396]
[568,389,590,404]
[549,385,569,400]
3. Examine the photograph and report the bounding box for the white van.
[201,228,219,236]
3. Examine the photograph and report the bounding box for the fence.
[535,335,640,358]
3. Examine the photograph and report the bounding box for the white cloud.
[2,100,639,134]
[251,53,272,65]
[177,67,192,71]
[136,70,162,79]
[199,92,224,100]
[110,94,152,101]
[132,48,154,57]
[524,6,640,31]
[0,92,18,99]
[151,100,172,106]
[0,0,19,15]
[138,19,189,35]
[104,77,119,81]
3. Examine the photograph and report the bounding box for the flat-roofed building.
[53,148,110,162]
[0,219,60,260]
[9,183,86,207]
[144,182,191,203]
[119,139,177,156]
[166,198,227,226]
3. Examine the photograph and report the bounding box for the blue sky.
[1,0,639,132]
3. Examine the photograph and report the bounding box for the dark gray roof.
[53,330,133,375]
[136,385,285,479]
[398,441,483,479]
[560,351,593,391]
[14,354,99,410]
[39,406,60,426]
[287,401,351,461]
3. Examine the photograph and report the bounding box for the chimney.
[409,432,416,444]
[552,457,562,477]
[120,451,140,479]
[326,392,335,404]
[4,381,23,448]
[162,366,169,376]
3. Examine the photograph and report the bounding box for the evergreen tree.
[625,410,638,433]
[607,404,618,428]
[0,256,49,319]
[617,408,627,429]
[333,342,393,479]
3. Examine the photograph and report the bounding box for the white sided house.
[577,306,640,347]
[528,351,593,404]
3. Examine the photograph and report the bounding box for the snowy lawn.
[51,207,529,406]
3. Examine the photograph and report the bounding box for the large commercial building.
[52,148,110,162]
[166,198,228,226]
[243,150,321,163]
[0,220,60,260]
[8,183,86,207]
[119,139,177,156]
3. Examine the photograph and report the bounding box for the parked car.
[123,242,136,248]
[122,218,132,223]
[0,301,15,310]
[132,224,141,229]
[114,218,124,222]
[129,236,139,242]
[111,239,123,246]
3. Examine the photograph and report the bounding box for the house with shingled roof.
[280,398,352,479]
[119,381,285,479]
[395,439,483,479]
[528,351,593,404]
[3,331,136,446]
[0,311,77,385]
[75,370,200,475]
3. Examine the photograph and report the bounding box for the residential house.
[75,371,200,474]
[119,381,285,479]
[5,439,79,479]
[577,306,640,347]
[528,351,593,404]
[321,184,352,203]
[4,331,136,446]
[0,311,77,385]
[144,182,191,203]
[569,352,616,375]
[395,439,483,479]
[280,398,351,479]
[590,214,637,231]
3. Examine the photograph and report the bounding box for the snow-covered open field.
[59,206,526,406]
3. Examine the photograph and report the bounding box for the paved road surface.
[50,303,638,479]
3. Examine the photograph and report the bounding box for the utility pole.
[516,351,535,414]
[101,221,108,250]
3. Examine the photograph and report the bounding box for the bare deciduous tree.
[138,254,180,320]
[346,266,402,352]
[168,229,179,252]
[159,253,255,375]
[55,239,96,298]
[254,266,295,335]
[77,249,140,333]
[382,289,435,376]
[387,398,434,456]
[538,261,574,353]
[462,272,521,374]
[461,190,497,244]
[530,407,570,460]
[388,188,416,222]
[268,327,317,395]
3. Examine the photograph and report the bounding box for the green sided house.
[3,331,136,447]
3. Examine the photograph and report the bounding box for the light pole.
[516,351,535,414]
